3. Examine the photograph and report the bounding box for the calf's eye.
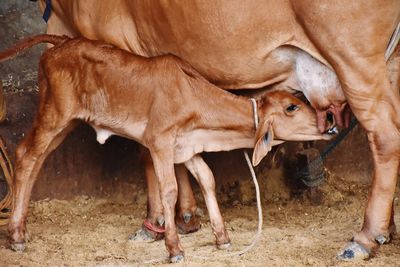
[286,104,300,113]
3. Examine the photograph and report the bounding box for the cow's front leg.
[185,155,231,249]
[149,147,184,263]
[175,164,201,234]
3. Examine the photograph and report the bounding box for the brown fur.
[2,35,330,260]
[37,2,400,257]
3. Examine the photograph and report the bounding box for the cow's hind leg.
[327,62,399,260]
[291,2,400,260]
[332,52,400,261]
[337,117,400,260]
[8,116,76,251]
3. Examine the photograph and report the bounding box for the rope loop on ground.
[0,136,14,226]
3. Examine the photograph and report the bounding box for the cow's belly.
[126,1,325,89]
[44,0,327,90]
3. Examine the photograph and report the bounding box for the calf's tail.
[0,34,69,63]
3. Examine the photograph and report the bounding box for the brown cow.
[36,0,400,260]
[37,0,350,243]
[0,35,333,262]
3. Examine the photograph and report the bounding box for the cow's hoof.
[337,241,370,261]
[183,212,192,224]
[176,211,201,235]
[170,253,184,263]
[9,242,26,252]
[128,227,158,242]
[217,242,232,250]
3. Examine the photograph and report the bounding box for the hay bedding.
[0,173,399,267]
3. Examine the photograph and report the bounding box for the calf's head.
[252,91,335,166]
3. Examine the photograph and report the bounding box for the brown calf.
[0,35,333,262]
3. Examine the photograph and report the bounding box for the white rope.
[239,150,263,252]
[385,22,400,61]
[249,98,259,129]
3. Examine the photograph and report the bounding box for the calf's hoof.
[176,211,201,235]
[9,241,26,252]
[128,227,163,242]
[170,253,184,263]
[217,242,232,250]
[337,241,370,261]
[375,234,390,245]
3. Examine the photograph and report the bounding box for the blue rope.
[42,0,52,23]
[320,117,358,160]
[298,117,358,187]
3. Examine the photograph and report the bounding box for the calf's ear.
[252,119,274,166]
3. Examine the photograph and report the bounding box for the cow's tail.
[0,34,70,63]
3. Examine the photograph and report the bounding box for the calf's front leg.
[131,147,200,242]
[149,146,184,263]
[129,147,165,242]
[185,155,231,248]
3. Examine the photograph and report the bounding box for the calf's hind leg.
[8,108,76,251]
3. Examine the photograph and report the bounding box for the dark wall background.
[0,1,149,200]
[0,0,390,202]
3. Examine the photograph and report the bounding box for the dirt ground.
[0,2,400,267]
[0,170,399,267]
